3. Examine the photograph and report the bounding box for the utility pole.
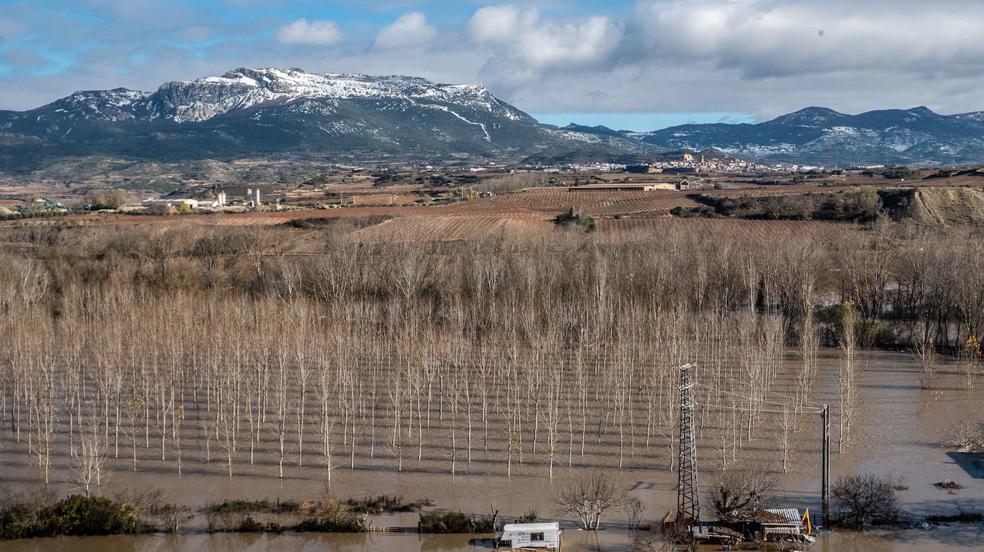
[677,363,699,523]
[821,403,830,527]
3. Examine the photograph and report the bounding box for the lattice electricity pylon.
[676,363,700,523]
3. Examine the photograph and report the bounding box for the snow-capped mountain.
[0,67,652,170]
[633,106,984,165]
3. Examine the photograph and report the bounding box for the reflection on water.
[3,526,984,552]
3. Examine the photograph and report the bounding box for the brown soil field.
[346,214,553,242]
[7,178,979,235]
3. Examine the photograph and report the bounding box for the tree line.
[0,220,981,490]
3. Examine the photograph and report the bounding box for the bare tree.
[832,474,901,530]
[839,301,860,450]
[555,471,627,530]
[707,469,777,520]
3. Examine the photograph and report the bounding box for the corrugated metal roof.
[763,508,801,524]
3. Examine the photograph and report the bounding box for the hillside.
[631,107,984,166]
[0,68,654,172]
[672,186,984,225]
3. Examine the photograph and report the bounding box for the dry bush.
[706,469,777,520]
[832,474,902,530]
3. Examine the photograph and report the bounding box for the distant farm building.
[142,198,200,210]
[568,183,675,192]
[498,522,561,550]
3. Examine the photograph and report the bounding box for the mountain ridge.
[0,67,655,172]
[4,68,984,169]
[628,105,984,165]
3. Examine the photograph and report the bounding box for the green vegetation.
[84,189,129,210]
[206,497,367,534]
[680,189,883,222]
[881,167,919,180]
[555,206,596,231]
[343,495,432,514]
[0,495,145,539]
[418,511,495,533]
[207,499,301,514]
[293,515,367,533]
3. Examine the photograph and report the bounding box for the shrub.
[418,511,494,533]
[1,495,144,539]
[555,207,596,232]
[517,509,539,523]
[208,499,300,514]
[237,516,266,532]
[293,514,366,533]
[832,474,902,530]
[344,495,431,514]
[707,470,777,521]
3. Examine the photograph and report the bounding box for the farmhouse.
[497,522,561,550]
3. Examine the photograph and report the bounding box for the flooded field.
[2,350,982,550]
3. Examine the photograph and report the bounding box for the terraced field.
[347,214,553,242]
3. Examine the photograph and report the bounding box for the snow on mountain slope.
[42,68,531,124]
[639,106,984,165]
[0,67,655,169]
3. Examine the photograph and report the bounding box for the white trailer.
[497,522,562,550]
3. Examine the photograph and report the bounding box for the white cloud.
[9,0,984,122]
[468,5,622,73]
[276,18,343,46]
[373,12,436,50]
[636,0,984,78]
[468,5,535,44]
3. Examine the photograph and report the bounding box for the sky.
[1,0,982,131]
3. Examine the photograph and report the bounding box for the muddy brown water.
[2,351,982,550]
[3,528,984,552]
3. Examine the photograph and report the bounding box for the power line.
[696,382,824,410]
[695,401,822,415]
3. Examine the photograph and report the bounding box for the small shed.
[498,522,562,550]
[758,509,814,543]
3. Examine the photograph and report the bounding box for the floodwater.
[2,351,982,550]
[3,526,984,552]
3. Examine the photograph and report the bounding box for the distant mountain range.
[0,67,653,172]
[2,67,983,171]
[567,106,984,166]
